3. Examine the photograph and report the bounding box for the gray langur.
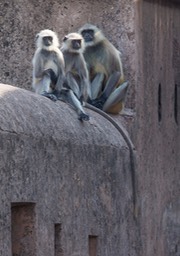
[32,29,65,101]
[61,32,91,104]
[78,23,129,114]
[32,29,89,121]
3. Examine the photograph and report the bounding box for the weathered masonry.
[0,84,136,256]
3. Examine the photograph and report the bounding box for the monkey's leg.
[36,75,58,101]
[103,81,129,113]
[56,72,65,91]
[59,89,90,121]
[66,72,81,99]
[88,72,121,109]
[90,73,104,100]
[67,90,90,121]
[44,69,57,85]
[102,72,121,99]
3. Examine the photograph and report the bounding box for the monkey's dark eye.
[81,29,94,42]
[43,36,53,46]
[72,40,81,50]
[46,36,52,41]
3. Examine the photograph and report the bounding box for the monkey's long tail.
[85,103,138,219]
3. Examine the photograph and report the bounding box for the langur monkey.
[78,23,129,114]
[61,32,91,104]
[32,29,89,121]
[32,29,65,101]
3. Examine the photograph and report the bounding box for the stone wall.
[134,1,180,255]
[0,84,137,256]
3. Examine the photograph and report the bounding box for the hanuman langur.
[32,29,65,101]
[78,23,129,114]
[32,29,89,121]
[61,32,91,104]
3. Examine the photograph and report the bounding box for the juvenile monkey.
[61,32,91,104]
[78,23,129,114]
[32,29,65,101]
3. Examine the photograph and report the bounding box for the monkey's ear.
[63,36,68,42]
[35,33,39,42]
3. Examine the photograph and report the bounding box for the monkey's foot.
[88,98,105,110]
[53,89,61,99]
[78,112,90,121]
[41,92,58,102]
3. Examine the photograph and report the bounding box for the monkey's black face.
[43,36,53,46]
[81,29,94,42]
[72,39,81,50]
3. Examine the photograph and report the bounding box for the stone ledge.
[0,83,131,148]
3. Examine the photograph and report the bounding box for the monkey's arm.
[117,51,124,84]
[54,49,65,90]
[109,48,124,84]
[55,49,65,69]
[78,57,91,101]
[33,51,44,78]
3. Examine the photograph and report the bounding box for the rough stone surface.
[134,1,180,256]
[0,84,137,256]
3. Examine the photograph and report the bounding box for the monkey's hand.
[78,112,90,121]
[53,89,61,100]
[43,69,57,85]
[41,92,58,102]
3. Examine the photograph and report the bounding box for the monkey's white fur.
[36,29,60,50]
[61,32,91,101]
[32,29,64,94]
[61,33,85,54]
